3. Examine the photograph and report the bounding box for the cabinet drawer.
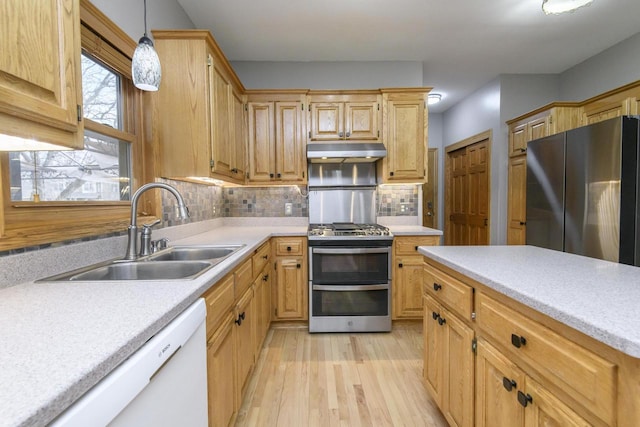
[203,274,235,338]
[476,292,616,425]
[235,258,253,298]
[395,236,440,255]
[423,264,473,320]
[274,237,305,256]
[252,242,271,278]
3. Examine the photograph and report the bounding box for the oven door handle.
[311,248,390,255]
[312,284,389,292]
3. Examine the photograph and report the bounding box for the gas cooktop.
[308,223,393,240]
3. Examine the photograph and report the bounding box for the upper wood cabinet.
[246,91,307,185]
[0,0,83,150]
[151,30,245,184]
[380,89,430,183]
[308,92,381,142]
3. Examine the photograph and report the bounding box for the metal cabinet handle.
[269,173,274,178]
[502,377,517,392]
[287,246,292,252]
[433,283,442,291]
[437,316,446,326]
[398,263,403,268]
[432,312,439,320]
[339,131,344,138]
[519,221,527,226]
[511,333,527,348]
[345,131,351,138]
[517,391,533,407]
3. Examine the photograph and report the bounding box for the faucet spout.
[124,183,190,260]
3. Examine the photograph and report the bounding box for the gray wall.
[91,0,194,42]
[231,61,423,89]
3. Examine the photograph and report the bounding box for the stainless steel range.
[307,161,393,333]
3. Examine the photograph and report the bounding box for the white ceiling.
[176,0,640,112]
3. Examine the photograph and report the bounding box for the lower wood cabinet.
[393,235,440,319]
[234,286,255,402]
[272,237,307,321]
[206,312,236,427]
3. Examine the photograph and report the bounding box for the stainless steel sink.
[148,245,245,262]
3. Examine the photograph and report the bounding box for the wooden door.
[476,339,524,427]
[423,295,444,406]
[393,255,425,319]
[423,148,438,228]
[275,101,305,182]
[523,377,592,427]
[507,156,527,245]
[467,141,489,245]
[309,102,343,140]
[0,0,83,149]
[448,148,468,245]
[275,258,306,320]
[247,102,275,183]
[231,90,246,180]
[344,101,379,140]
[386,99,426,181]
[207,312,236,427]
[211,66,233,177]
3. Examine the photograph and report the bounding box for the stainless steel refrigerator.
[526,116,640,266]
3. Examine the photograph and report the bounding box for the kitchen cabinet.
[423,264,475,427]
[272,237,308,321]
[206,311,236,427]
[392,235,440,319]
[581,82,640,125]
[152,30,245,184]
[308,91,381,142]
[507,155,527,245]
[234,286,255,402]
[246,91,307,184]
[252,241,272,353]
[0,0,83,150]
[380,89,430,183]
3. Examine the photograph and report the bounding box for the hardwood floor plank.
[236,323,448,427]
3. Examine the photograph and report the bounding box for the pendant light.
[132,0,161,91]
[542,0,594,15]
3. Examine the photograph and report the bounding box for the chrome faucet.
[124,183,189,260]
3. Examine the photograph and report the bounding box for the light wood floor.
[236,322,448,427]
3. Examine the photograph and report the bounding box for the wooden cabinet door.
[423,295,444,406]
[529,117,549,141]
[275,101,306,182]
[523,377,592,427]
[247,102,275,183]
[274,257,306,320]
[344,101,379,140]
[211,66,233,178]
[235,288,255,400]
[509,123,527,157]
[309,102,343,140]
[507,155,527,245]
[385,99,426,181]
[393,255,425,319]
[443,308,475,427]
[476,339,525,427]
[231,89,246,180]
[207,312,236,427]
[0,0,83,149]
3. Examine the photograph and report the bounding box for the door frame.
[444,130,492,245]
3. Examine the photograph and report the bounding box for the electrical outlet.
[285,203,292,216]
[400,204,407,213]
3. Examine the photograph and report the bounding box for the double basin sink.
[40,245,245,282]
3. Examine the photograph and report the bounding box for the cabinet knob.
[432,311,439,320]
[415,246,419,251]
[339,131,344,138]
[519,221,527,226]
[287,246,292,252]
[437,316,446,326]
[390,171,394,177]
[277,173,281,178]
[345,131,351,138]
[433,283,442,291]
[269,173,274,178]
[262,255,268,260]
[262,274,269,281]
[520,148,527,153]
[511,333,527,348]
[398,263,403,268]
[502,377,517,392]
[235,311,246,325]
[296,263,301,269]
[517,391,533,408]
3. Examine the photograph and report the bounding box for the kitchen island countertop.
[418,245,640,358]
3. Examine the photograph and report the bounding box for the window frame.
[0,0,157,251]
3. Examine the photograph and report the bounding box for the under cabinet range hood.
[306,142,387,163]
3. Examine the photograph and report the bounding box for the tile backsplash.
[377,185,420,216]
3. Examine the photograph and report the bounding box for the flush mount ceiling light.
[542,0,594,15]
[427,93,442,105]
[132,0,161,91]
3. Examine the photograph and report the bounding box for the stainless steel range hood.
[306,142,387,163]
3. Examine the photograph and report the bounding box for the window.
[9,53,132,202]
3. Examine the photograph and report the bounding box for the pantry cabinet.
[506,155,527,245]
[380,89,430,183]
[246,91,307,184]
[152,30,245,184]
[308,91,381,142]
[272,237,308,321]
[0,0,83,150]
[392,235,440,319]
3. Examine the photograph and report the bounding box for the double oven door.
[308,242,392,332]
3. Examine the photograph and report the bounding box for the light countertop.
[0,225,305,427]
[418,245,640,358]
[388,225,443,236]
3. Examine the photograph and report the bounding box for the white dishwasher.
[52,298,208,427]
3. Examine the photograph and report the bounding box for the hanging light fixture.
[542,0,594,15]
[132,0,161,91]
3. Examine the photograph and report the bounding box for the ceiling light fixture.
[132,0,161,91]
[542,0,593,15]
[427,93,442,105]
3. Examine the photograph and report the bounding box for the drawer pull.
[437,316,447,326]
[433,283,442,291]
[399,263,403,268]
[262,255,268,260]
[287,246,292,252]
[415,246,419,251]
[511,334,527,348]
[432,311,440,321]
[262,274,269,281]
[517,391,533,408]
[235,311,246,326]
[502,377,517,392]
